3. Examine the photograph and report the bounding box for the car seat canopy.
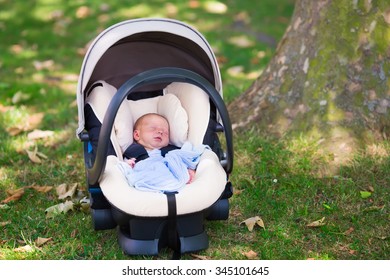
[76,18,222,138]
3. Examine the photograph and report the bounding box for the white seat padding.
[164,82,210,146]
[85,81,127,160]
[86,81,226,217]
[101,150,226,216]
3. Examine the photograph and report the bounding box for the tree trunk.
[229,0,390,166]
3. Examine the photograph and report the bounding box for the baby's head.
[133,113,170,150]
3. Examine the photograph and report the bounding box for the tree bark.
[229,0,390,165]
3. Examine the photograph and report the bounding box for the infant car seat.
[76,19,233,257]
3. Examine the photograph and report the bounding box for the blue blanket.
[117,142,208,193]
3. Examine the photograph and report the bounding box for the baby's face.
[134,115,170,150]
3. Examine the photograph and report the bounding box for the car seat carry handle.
[88,67,233,185]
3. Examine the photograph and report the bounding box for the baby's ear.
[133,130,140,141]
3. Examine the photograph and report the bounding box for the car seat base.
[91,208,117,230]
[117,225,208,256]
[114,210,209,256]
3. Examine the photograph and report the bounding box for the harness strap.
[123,143,179,162]
[165,192,181,259]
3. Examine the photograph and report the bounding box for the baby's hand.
[126,158,136,168]
[187,169,196,184]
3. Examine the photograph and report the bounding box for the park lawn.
[1,0,389,260]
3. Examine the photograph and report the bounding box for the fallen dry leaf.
[26,147,42,163]
[25,112,44,131]
[306,217,326,228]
[233,189,244,195]
[228,36,255,48]
[13,245,34,253]
[57,183,78,200]
[30,186,53,193]
[11,91,30,104]
[6,126,24,136]
[6,188,25,196]
[384,9,390,24]
[240,216,265,231]
[10,44,23,54]
[377,236,389,240]
[27,129,54,140]
[1,221,11,227]
[227,65,244,77]
[36,151,48,159]
[2,188,25,204]
[362,205,385,212]
[35,237,52,247]
[188,0,200,8]
[191,253,211,260]
[0,104,14,113]
[33,60,55,71]
[243,250,258,259]
[344,227,354,235]
[204,1,227,14]
[45,200,74,218]
[76,6,91,18]
[56,183,67,196]
[70,229,79,238]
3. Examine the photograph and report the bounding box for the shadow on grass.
[224,132,389,259]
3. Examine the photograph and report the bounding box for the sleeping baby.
[117,113,207,193]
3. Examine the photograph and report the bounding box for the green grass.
[1,0,389,260]
[217,134,389,260]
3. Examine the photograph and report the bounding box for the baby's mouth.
[154,136,162,141]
